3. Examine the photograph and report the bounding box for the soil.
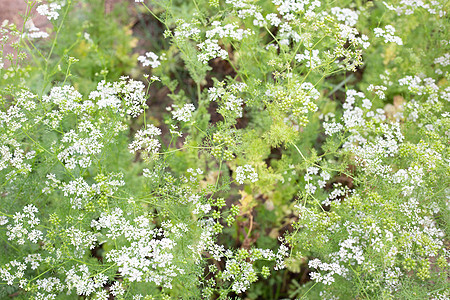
[0,0,44,26]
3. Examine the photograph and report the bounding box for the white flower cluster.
[42,173,125,209]
[434,53,450,67]
[36,3,62,21]
[330,7,359,26]
[197,39,228,64]
[266,13,281,27]
[0,145,35,180]
[0,91,38,180]
[0,260,28,287]
[367,84,387,99]
[309,258,348,285]
[128,125,162,154]
[92,208,184,288]
[174,0,370,74]
[35,276,64,296]
[300,187,447,290]
[342,89,369,129]
[206,21,254,40]
[170,103,195,122]
[291,70,448,294]
[66,227,98,256]
[174,21,201,40]
[162,220,189,239]
[137,51,165,68]
[323,122,344,136]
[272,0,321,20]
[184,167,204,183]
[208,82,247,118]
[4,205,42,245]
[304,167,331,195]
[295,49,322,68]
[392,166,424,196]
[225,0,266,27]
[188,219,217,263]
[398,74,439,96]
[221,259,257,293]
[274,244,290,270]
[374,25,403,46]
[42,85,86,115]
[434,53,449,75]
[383,0,446,17]
[27,25,49,39]
[89,77,147,117]
[57,121,103,169]
[235,164,258,184]
[333,237,365,265]
[351,123,404,177]
[335,23,370,50]
[321,184,351,206]
[188,194,211,215]
[65,265,108,296]
[210,246,286,293]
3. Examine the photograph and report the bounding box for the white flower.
[374,26,403,46]
[36,3,62,20]
[170,103,195,122]
[206,22,253,40]
[323,122,343,136]
[235,164,258,184]
[331,7,359,26]
[197,39,228,64]
[174,22,201,39]
[434,53,450,67]
[138,52,165,68]
[128,125,162,154]
[27,25,49,39]
[110,281,125,296]
[89,78,147,117]
[0,216,8,225]
[295,49,322,68]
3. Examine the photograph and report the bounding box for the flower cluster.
[169,103,195,122]
[36,3,63,21]
[137,51,165,68]
[295,49,322,69]
[206,21,254,40]
[235,164,258,184]
[289,67,449,297]
[374,25,403,45]
[197,39,229,64]
[128,125,162,155]
[383,0,446,17]
[208,82,247,118]
[43,173,125,209]
[89,76,147,117]
[330,7,359,26]
[4,205,42,245]
[0,0,448,299]
[264,78,320,129]
[92,209,183,288]
[27,24,50,39]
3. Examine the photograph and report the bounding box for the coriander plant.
[0,0,448,299]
